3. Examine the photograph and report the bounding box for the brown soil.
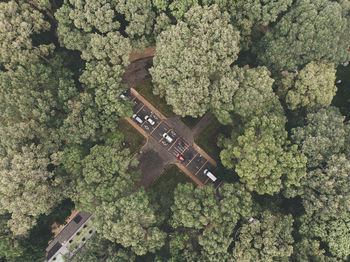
[129,46,155,63]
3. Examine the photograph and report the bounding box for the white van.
[162,133,173,143]
[132,114,143,124]
[203,169,217,182]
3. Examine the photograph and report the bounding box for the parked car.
[119,93,126,100]
[176,153,185,162]
[144,115,155,125]
[132,114,143,124]
[203,169,217,182]
[162,133,173,143]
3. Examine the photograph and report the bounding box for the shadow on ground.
[137,148,171,187]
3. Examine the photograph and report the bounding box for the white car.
[203,169,217,182]
[132,114,143,124]
[144,115,155,125]
[119,93,126,100]
[162,133,173,143]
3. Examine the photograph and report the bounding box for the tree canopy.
[220,114,307,195]
[1,0,350,260]
[150,4,240,118]
[291,107,347,168]
[232,210,294,261]
[299,213,350,260]
[256,0,350,70]
[0,1,54,69]
[56,0,156,63]
[277,61,337,110]
[285,153,350,219]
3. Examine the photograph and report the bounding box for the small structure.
[45,211,95,262]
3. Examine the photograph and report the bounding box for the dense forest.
[0,0,350,261]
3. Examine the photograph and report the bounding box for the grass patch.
[148,165,193,226]
[133,79,175,117]
[332,65,350,118]
[194,117,232,162]
[117,119,145,154]
[181,116,202,129]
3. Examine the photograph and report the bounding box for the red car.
[176,153,185,162]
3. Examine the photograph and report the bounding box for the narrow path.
[122,57,153,88]
[192,112,215,138]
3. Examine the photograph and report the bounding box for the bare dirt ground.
[122,57,153,88]
[129,46,155,63]
[136,138,174,187]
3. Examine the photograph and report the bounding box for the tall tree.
[299,213,350,260]
[232,211,294,261]
[69,132,139,212]
[212,65,282,125]
[0,55,77,235]
[0,214,24,261]
[0,0,54,69]
[152,0,198,19]
[66,233,136,262]
[93,189,166,256]
[150,4,240,117]
[55,0,155,63]
[222,0,293,49]
[284,154,350,219]
[60,60,131,144]
[256,0,350,70]
[220,114,307,195]
[170,183,256,260]
[292,239,339,262]
[291,107,347,168]
[231,66,278,119]
[277,61,337,110]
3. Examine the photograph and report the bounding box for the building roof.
[46,211,92,261]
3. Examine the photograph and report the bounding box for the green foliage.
[221,114,307,195]
[93,189,166,256]
[0,1,54,69]
[170,182,255,259]
[149,165,192,225]
[194,117,232,161]
[232,211,294,261]
[35,0,51,9]
[68,234,135,262]
[299,214,350,260]
[228,0,293,49]
[0,214,24,261]
[0,55,77,235]
[68,133,139,211]
[60,60,131,144]
[291,107,347,168]
[152,0,198,19]
[150,4,240,117]
[279,61,337,110]
[56,0,155,62]
[292,239,339,262]
[117,119,146,154]
[0,55,77,126]
[285,154,350,219]
[232,66,279,119]
[257,0,350,70]
[133,79,174,117]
